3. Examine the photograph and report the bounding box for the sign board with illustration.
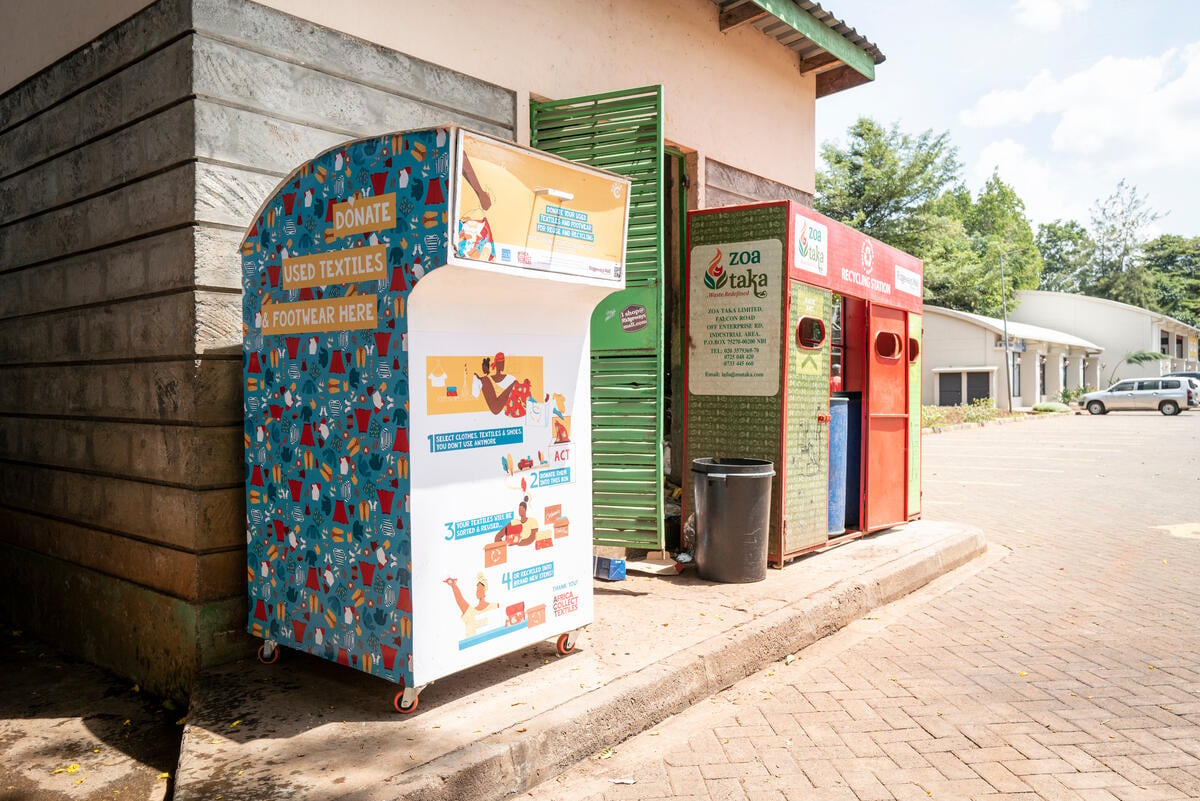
[241,126,627,701]
[450,131,628,284]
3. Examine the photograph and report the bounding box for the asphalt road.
[520,411,1200,800]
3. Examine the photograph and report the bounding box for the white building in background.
[1011,291,1200,384]
[922,306,1103,408]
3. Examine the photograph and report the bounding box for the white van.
[1080,377,1194,416]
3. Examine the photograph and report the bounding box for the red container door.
[864,305,908,530]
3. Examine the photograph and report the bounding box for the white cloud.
[971,139,1090,227]
[1011,0,1090,32]
[960,43,1200,174]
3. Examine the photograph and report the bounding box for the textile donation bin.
[241,126,629,711]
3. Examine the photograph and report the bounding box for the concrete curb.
[393,527,987,801]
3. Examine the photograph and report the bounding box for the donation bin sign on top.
[242,126,628,698]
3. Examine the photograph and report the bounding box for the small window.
[907,338,920,363]
[1137,380,1161,391]
[1163,379,1180,389]
[874,331,902,360]
[796,317,826,349]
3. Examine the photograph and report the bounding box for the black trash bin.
[691,457,775,583]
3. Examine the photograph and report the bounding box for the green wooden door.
[530,86,665,549]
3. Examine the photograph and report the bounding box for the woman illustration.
[475,352,518,415]
[493,496,540,547]
[444,573,498,638]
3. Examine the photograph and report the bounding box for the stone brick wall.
[704,158,813,208]
[0,0,515,695]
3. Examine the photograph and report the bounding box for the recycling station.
[241,126,629,711]
[684,201,923,568]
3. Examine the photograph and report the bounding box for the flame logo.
[703,249,726,290]
[800,225,808,250]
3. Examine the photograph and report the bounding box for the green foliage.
[1057,385,1093,404]
[818,120,1039,317]
[921,398,1002,429]
[963,397,999,422]
[1086,181,1160,308]
[820,121,1194,321]
[916,215,985,311]
[816,118,961,256]
[1032,402,1070,414]
[1103,350,1170,386]
[1142,234,1200,326]
[1037,219,1095,293]
[965,171,1043,314]
[921,405,947,428]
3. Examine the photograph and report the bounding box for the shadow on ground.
[0,623,182,800]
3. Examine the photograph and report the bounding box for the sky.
[815,0,1200,238]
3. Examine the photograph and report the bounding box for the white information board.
[688,239,784,396]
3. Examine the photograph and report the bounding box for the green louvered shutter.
[530,86,665,550]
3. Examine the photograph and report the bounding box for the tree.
[1086,181,1159,308]
[817,120,1043,318]
[816,118,961,255]
[919,215,988,312]
[1142,234,1200,326]
[1036,220,1095,293]
[965,170,1042,310]
[1104,350,1170,386]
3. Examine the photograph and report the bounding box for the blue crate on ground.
[593,556,626,581]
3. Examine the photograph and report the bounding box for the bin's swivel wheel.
[257,641,279,665]
[394,689,418,714]
[556,632,577,656]
[393,679,425,714]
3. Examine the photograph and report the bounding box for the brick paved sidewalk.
[522,413,1200,800]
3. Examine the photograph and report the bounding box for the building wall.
[0,0,153,93]
[704,159,814,208]
[920,313,1000,405]
[1012,291,1200,384]
[3,0,821,197]
[0,0,515,695]
[249,0,819,196]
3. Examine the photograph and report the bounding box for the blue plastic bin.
[828,397,848,535]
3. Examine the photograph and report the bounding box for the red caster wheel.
[257,642,279,665]
[556,632,577,656]
[394,685,419,714]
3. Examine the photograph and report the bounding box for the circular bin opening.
[796,317,826,349]
[874,331,902,360]
[907,337,921,363]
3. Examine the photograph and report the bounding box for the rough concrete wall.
[704,158,813,209]
[0,0,515,695]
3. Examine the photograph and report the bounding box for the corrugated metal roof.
[708,0,885,78]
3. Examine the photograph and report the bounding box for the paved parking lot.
[522,412,1200,800]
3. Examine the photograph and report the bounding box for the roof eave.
[712,0,885,98]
